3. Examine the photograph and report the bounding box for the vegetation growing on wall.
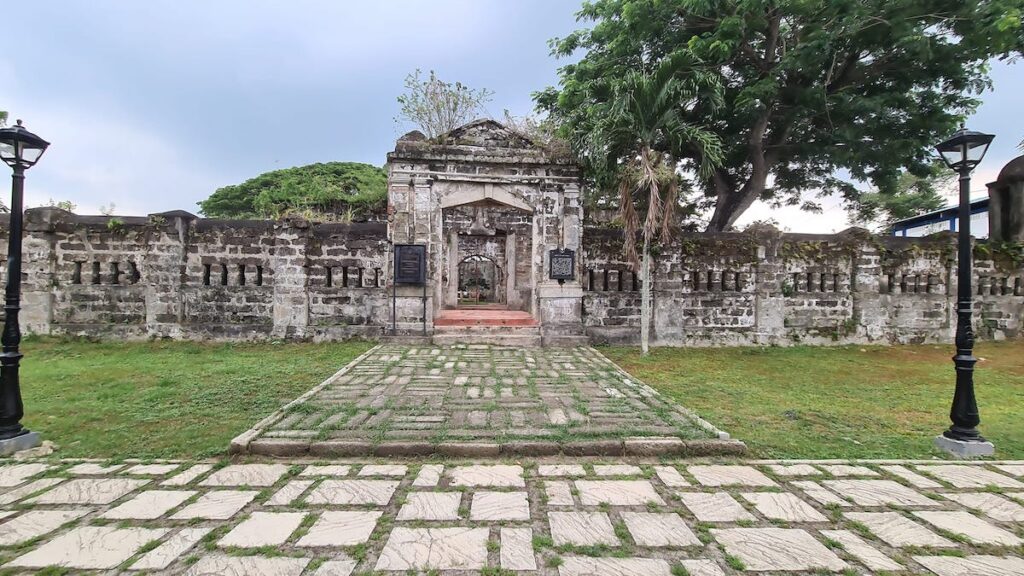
[395,70,494,140]
[198,162,386,221]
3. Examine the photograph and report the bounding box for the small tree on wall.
[580,54,722,354]
[395,70,494,140]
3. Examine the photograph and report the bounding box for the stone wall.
[3,207,1022,346]
[582,225,1024,346]
[3,208,389,340]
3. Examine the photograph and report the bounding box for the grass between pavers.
[19,337,375,459]
[601,340,1024,459]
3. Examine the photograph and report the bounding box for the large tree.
[583,53,722,353]
[537,0,1024,231]
[846,161,952,232]
[198,162,386,221]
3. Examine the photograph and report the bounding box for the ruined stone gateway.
[4,120,1023,346]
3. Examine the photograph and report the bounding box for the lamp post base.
[0,431,40,457]
[934,434,994,459]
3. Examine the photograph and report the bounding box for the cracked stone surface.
[942,492,1024,521]
[100,489,196,519]
[0,509,89,546]
[0,463,48,487]
[621,511,700,547]
[912,555,1024,576]
[819,529,902,572]
[575,480,665,506]
[677,491,755,522]
[916,465,1024,488]
[305,479,399,505]
[711,528,847,571]
[741,492,828,522]
[297,510,382,546]
[397,491,461,521]
[688,465,776,487]
[538,464,586,477]
[912,510,1024,546]
[170,490,258,520]
[559,556,672,575]
[199,464,289,487]
[4,457,1024,574]
[29,477,149,505]
[132,527,212,570]
[375,527,489,571]
[218,511,306,547]
[450,464,525,487]
[184,554,309,576]
[9,525,169,569]
[471,490,530,520]
[822,479,940,507]
[162,464,214,486]
[767,464,820,476]
[501,526,536,570]
[549,511,619,546]
[844,511,956,548]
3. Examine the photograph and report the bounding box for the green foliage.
[46,199,77,212]
[847,161,952,231]
[538,0,1024,231]
[396,69,494,140]
[198,162,386,221]
[0,110,7,127]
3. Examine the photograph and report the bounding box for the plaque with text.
[393,244,426,284]
[549,248,575,281]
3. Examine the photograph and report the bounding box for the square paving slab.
[711,527,847,572]
[9,525,169,569]
[3,457,1023,575]
[375,527,489,571]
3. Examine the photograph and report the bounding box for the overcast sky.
[3,1,1021,232]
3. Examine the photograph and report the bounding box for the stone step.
[432,332,542,347]
[433,324,541,336]
[435,310,538,327]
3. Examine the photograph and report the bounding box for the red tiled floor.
[435,309,538,326]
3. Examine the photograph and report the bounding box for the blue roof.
[891,197,988,230]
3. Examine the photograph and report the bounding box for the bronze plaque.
[393,244,426,284]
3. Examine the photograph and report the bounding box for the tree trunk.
[640,237,651,355]
[705,175,768,232]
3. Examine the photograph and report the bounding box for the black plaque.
[393,244,426,284]
[549,248,575,281]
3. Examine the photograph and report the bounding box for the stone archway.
[457,254,502,305]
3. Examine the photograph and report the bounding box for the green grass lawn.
[19,337,374,459]
[602,340,1024,459]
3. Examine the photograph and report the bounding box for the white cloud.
[1,95,224,215]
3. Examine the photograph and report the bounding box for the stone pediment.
[440,119,538,150]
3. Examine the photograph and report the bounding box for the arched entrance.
[457,255,502,305]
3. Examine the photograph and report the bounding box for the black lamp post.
[933,126,995,457]
[0,120,49,453]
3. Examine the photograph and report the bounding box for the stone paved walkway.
[232,345,735,457]
[2,458,1023,574]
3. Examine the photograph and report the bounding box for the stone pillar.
[851,240,884,341]
[753,241,784,345]
[21,208,61,335]
[143,211,195,338]
[538,183,586,345]
[387,175,434,335]
[987,155,1024,242]
[271,218,310,339]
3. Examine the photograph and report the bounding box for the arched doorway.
[457,255,502,305]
